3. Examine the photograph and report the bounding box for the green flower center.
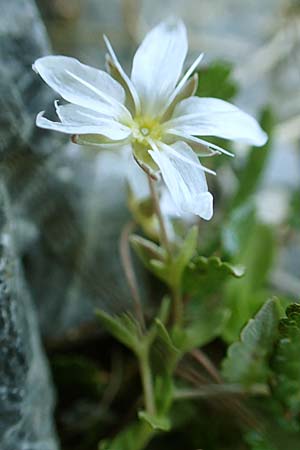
[131,116,163,146]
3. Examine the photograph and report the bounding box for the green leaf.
[222,299,279,386]
[99,421,152,450]
[172,226,198,284]
[138,411,171,431]
[130,235,170,285]
[96,310,141,353]
[156,295,172,325]
[130,235,166,268]
[196,61,238,101]
[175,303,230,352]
[148,258,170,284]
[272,303,300,416]
[151,319,180,375]
[183,255,244,298]
[132,227,198,288]
[178,255,242,350]
[245,430,277,450]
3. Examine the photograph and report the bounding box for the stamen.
[141,127,150,136]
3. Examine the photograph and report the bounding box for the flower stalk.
[138,346,156,415]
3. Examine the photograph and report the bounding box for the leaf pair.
[131,226,198,289]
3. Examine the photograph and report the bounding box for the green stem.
[138,348,156,415]
[174,383,270,400]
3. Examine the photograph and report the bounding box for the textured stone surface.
[0,1,59,447]
[0,183,59,450]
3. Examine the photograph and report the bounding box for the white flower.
[33,19,267,220]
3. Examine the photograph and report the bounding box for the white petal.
[36,111,132,140]
[33,56,130,120]
[55,101,110,123]
[161,73,199,121]
[103,35,141,115]
[159,53,204,118]
[72,134,130,148]
[165,129,234,156]
[166,97,268,146]
[131,20,188,116]
[157,140,216,175]
[149,141,213,220]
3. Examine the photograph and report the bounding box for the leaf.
[138,411,171,431]
[96,310,141,353]
[132,227,198,288]
[172,226,198,285]
[177,255,242,350]
[99,421,151,450]
[151,319,180,375]
[183,255,244,298]
[130,234,170,285]
[196,61,238,101]
[156,295,171,325]
[130,234,166,268]
[148,258,170,284]
[175,303,230,352]
[222,299,280,386]
[272,303,300,416]
[245,431,277,450]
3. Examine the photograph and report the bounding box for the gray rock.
[0,183,59,450]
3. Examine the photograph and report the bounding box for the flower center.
[131,116,163,146]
